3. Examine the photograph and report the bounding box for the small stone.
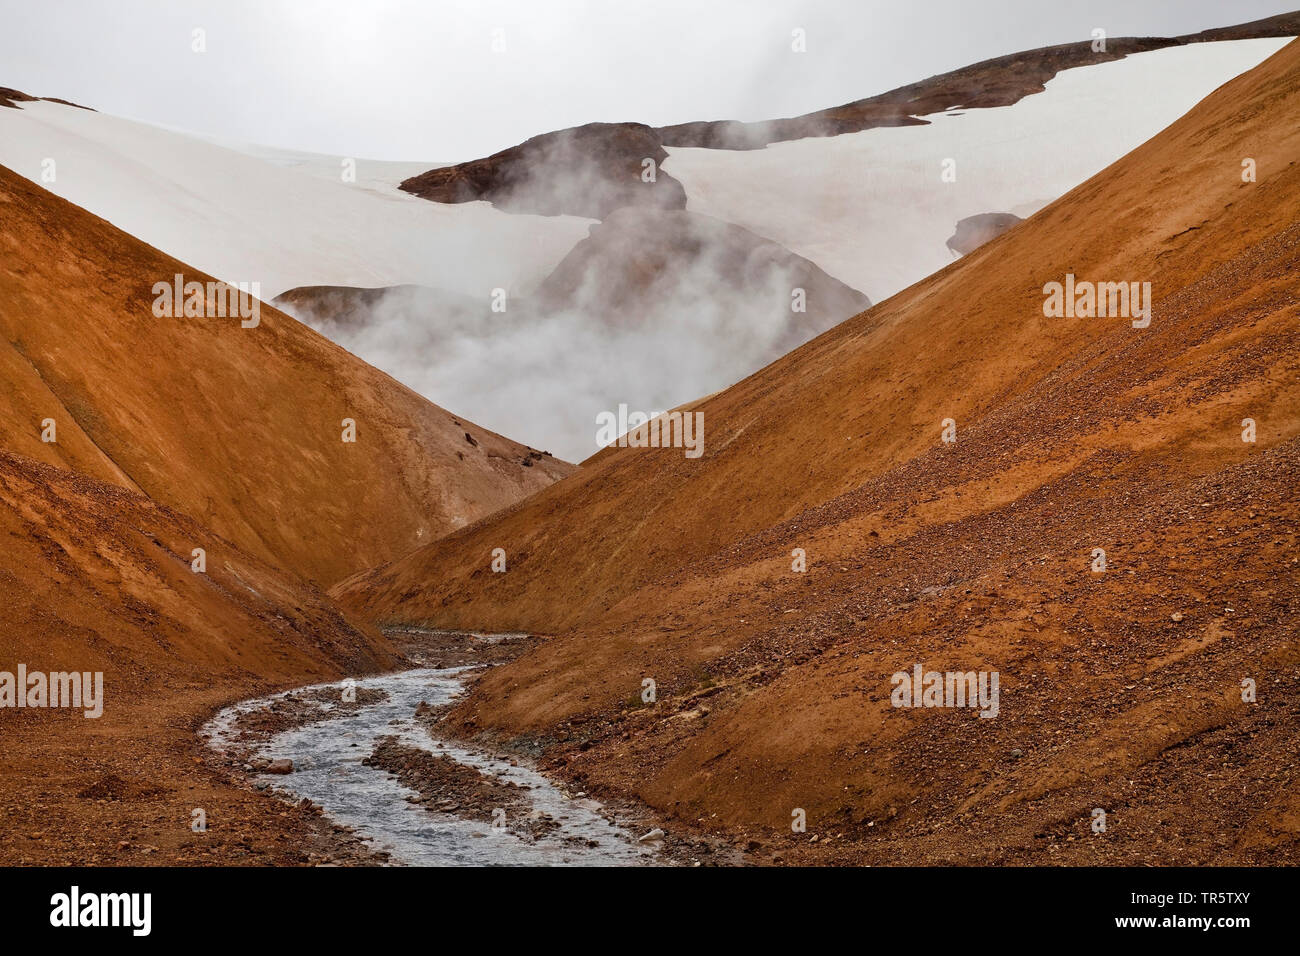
[638,828,665,843]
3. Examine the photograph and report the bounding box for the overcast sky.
[3,0,1295,160]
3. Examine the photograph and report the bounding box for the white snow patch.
[663,38,1292,303]
[0,103,593,299]
[164,131,445,198]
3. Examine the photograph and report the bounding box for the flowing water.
[203,662,656,866]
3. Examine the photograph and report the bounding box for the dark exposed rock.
[534,207,869,351]
[0,86,96,111]
[272,284,488,336]
[946,212,1024,256]
[275,209,870,370]
[400,121,686,219]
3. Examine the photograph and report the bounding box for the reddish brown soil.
[339,40,1300,864]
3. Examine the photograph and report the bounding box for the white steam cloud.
[279,207,868,463]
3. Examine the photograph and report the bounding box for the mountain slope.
[0,164,570,585]
[337,39,1300,863]
[0,449,399,865]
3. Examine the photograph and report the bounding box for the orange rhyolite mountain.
[0,164,571,586]
[338,40,1300,863]
[0,158,580,864]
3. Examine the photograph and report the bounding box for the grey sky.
[2,0,1294,160]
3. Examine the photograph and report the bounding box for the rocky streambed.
[202,633,660,866]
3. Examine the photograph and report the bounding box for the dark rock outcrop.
[0,86,95,111]
[535,207,870,351]
[946,213,1023,256]
[399,121,686,219]
[655,12,1300,149]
